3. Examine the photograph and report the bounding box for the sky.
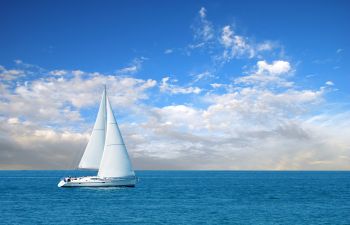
[0,0,349,170]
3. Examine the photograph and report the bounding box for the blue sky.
[0,0,349,169]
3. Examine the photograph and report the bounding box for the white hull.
[58,176,136,188]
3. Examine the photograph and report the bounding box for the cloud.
[210,83,223,88]
[191,7,214,45]
[0,118,88,169]
[221,25,234,47]
[72,70,84,76]
[191,71,214,83]
[235,60,293,87]
[14,59,22,64]
[0,61,349,170]
[49,70,67,76]
[199,7,206,18]
[325,81,334,86]
[218,26,278,62]
[0,63,157,126]
[188,8,278,63]
[117,57,146,74]
[257,42,274,51]
[164,49,173,54]
[119,65,138,74]
[123,79,349,170]
[122,61,330,169]
[160,77,201,94]
[7,117,20,124]
[257,60,291,75]
[0,65,25,81]
[220,25,255,59]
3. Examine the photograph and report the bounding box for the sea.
[0,170,349,225]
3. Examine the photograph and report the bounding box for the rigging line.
[64,140,86,176]
[62,144,85,178]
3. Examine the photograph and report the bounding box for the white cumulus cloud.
[257,60,291,75]
[235,60,293,87]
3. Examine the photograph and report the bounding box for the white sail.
[78,89,106,169]
[98,97,135,178]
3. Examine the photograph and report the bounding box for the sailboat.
[58,86,136,187]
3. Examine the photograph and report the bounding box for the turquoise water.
[0,171,349,224]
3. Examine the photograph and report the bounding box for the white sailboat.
[58,87,136,187]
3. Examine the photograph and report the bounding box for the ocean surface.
[0,171,349,225]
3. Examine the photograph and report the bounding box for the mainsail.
[97,97,135,178]
[78,89,106,169]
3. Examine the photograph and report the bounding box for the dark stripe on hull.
[61,184,135,188]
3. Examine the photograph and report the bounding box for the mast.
[103,84,107,132]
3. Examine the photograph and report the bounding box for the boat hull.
[58,176,136,188]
